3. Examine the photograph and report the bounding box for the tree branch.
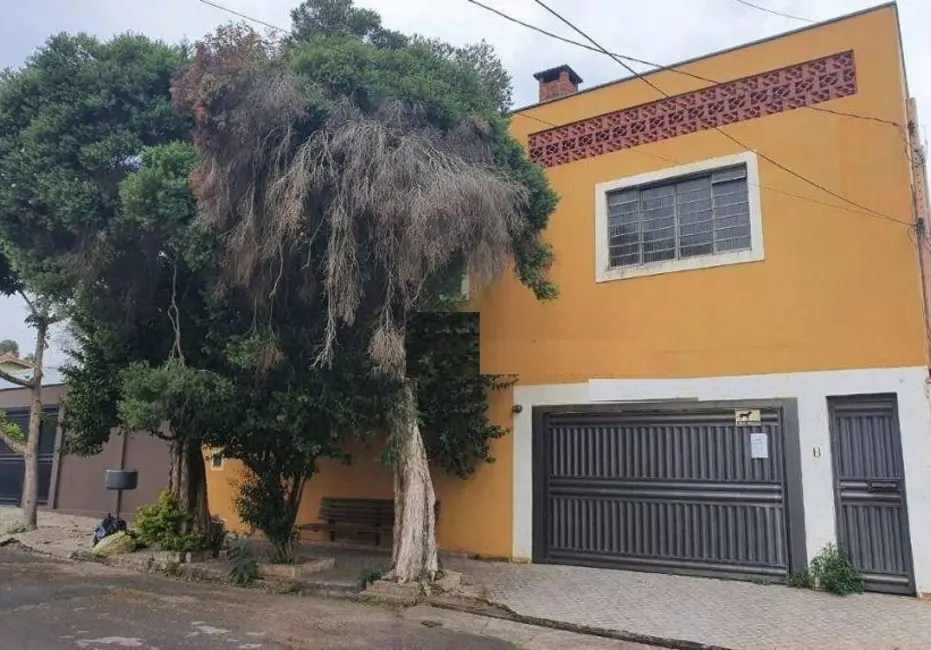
[0,368,32,388]
[17,290,36,315]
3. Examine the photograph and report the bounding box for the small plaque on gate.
[734,409,761,426]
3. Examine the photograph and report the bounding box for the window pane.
[676,176,713,258]
[640,184,676,263]
[608,189,641,267]
[712,166,747,183]
[712,177,750,253]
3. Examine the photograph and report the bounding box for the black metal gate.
[0,408,56,506]
[533,402,806,581]
[828,395,915,594]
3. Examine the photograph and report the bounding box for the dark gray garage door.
[533,403,806,581]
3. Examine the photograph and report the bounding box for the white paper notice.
[750,432,769,459]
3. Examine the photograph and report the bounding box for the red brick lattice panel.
[527,51,857,168]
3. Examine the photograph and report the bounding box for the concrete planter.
[258,557,335,580]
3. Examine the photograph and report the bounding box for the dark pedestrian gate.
[828,395,915,594]
[533,402,806,581]
[0,408,56,506]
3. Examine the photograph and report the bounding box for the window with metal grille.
[607,165,751,268]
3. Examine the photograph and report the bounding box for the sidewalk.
[0,506,97,559]
[446,559,931,650]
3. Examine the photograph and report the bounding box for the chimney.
[533,64,583,103]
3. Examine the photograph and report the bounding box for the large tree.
[173,1,557,583]
[0,34,204,528]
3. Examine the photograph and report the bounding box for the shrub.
[787,570,813,589]
[228,540,258,586]
[235,473,301,563]
[358,567,383,589]
[133,491,206,552]
[809,543,864,596]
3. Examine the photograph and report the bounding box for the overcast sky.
[1,0,928,377]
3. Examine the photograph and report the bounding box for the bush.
[358,567,383,589]
[133,491,206,553]
[787,570,813,589]
[228,540,258,586]
[235,473,301,563]
[809,543,864,595]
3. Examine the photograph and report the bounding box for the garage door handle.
[867,479,900,492]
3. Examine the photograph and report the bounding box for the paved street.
[450,559,931,650]
[0,546,648,650]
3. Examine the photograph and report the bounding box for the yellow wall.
[208,6,921,559]
[206,387,515,557]
[478,5,921,385]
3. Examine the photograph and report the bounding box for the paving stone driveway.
[450,560,931,650]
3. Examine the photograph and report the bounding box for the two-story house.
[205,4,931,596]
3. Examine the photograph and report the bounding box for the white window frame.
[208,451,224,471]
[594,151,764,283]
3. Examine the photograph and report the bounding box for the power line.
[196,0,911,228]
[464,0,902,130]
[730,0,815,24]
[526,0,907,225]
[197,0,289,34]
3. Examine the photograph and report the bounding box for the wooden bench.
[299,497,440,546]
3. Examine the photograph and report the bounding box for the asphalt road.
[0,546,517,650]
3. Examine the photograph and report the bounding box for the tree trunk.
[20,317,47,531]
[388,382,439,583]
[168,437,211,536]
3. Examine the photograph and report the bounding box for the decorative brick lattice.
[527,51,857,168]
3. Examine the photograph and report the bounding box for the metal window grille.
[608,165,751,268]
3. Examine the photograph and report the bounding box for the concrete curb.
[427,595,736,650]
[10,536,81,560]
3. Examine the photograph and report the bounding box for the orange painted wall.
[478,5,922,385]
[207,7,921,559]
[206,387,515,557]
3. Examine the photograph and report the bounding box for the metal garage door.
[533,403,806,581]
[0,408,57,506]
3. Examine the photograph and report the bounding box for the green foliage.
[357,567,383,589]
[0,33,191,299]
[0,247,22,296]
[808,543,864,596]
[118,361,233,443]
[0,413,25,447]
[228,540,259,586]
[133,491,206,552]
[235,472,301,563]
[410,312,513,478]
[0,339,19,356]
[787,570,813,589]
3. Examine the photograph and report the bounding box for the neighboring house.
[0,353,32,381]
[0,385,170,517]
[206,5,931,596]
